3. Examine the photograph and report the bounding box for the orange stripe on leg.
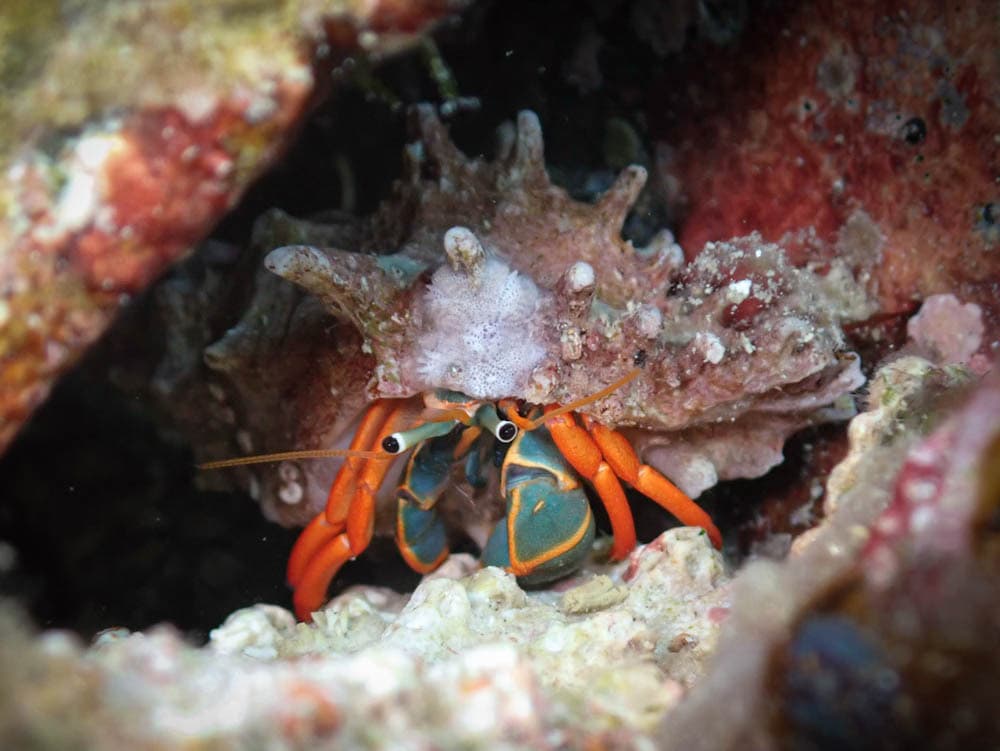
[591,464,637,560]
[544,409,603,479]
[581,416,640,484]
[325,400,397,526]
[287,512,343,588]
[292,534,353,622]
[634,465,723,549]
[344,402,416,553]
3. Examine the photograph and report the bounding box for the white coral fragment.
[694,331,725,364]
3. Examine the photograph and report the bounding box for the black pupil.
[382,436,400,453]
[499,423,517,441]
[901,117,926,145]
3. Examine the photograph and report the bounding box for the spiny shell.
[171,107,868,522]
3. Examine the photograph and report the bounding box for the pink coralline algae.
[654,355,1000,750]
[189,106,868,524]
[649,0,1000,347]
[904,293,990,373]
[0,0,461,453]
[861,366,998,589]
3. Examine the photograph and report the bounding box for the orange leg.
[286,399,416,621]
[579,413,723,549]
[324,400,400,527]
[544,410,637,560]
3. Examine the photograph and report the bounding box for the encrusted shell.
[163,107,868,523]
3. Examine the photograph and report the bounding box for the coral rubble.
[0,0,460,452]
[656,357,1000,749]
[5,357,996,750]
[1,529,728,749]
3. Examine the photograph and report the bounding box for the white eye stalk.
[382,420,459,454]
[475,404,518,443]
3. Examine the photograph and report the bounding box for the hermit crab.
[205,368,721,620]
[190,106,864,620]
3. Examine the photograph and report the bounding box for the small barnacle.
[277,461,304,505]
[561,327,584,361]
[694,332,726,364]
[443,225,486,279]
[565,261,596,293]
[560,261,597,320]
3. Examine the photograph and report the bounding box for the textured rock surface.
[5,358,997,749]
[0,0,460,451]
[656,357,1000,749]
[651,0,1000,344]
[3,2,999,748]
[0,528,728,749]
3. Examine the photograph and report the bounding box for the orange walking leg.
[287,400,396,588]
[544,409,637,560]
[292,535,353,621]
[324,399,400,526]
[581,415,723,549]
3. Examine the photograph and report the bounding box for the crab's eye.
[382,419,461,454]
[496,421,518,443]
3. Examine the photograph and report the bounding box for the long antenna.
[525,368,641,431]
[199,369,642,468]
[198,448,387,471]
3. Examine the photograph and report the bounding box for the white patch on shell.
[416,257,547,398]
[726,279,752,304]
[636,305,662,339]
[565,261,595,292]
[694,332,725,364]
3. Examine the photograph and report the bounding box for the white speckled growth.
[414,255,548,398]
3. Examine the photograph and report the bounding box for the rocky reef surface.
[0,0,460,451]
[2,528,727,749]
[1,0,999,749]
[2,351,998,748]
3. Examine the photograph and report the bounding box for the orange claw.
[287,399,417,621]
[287,514,342,588]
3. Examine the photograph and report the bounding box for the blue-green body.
[393,401,595,584]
